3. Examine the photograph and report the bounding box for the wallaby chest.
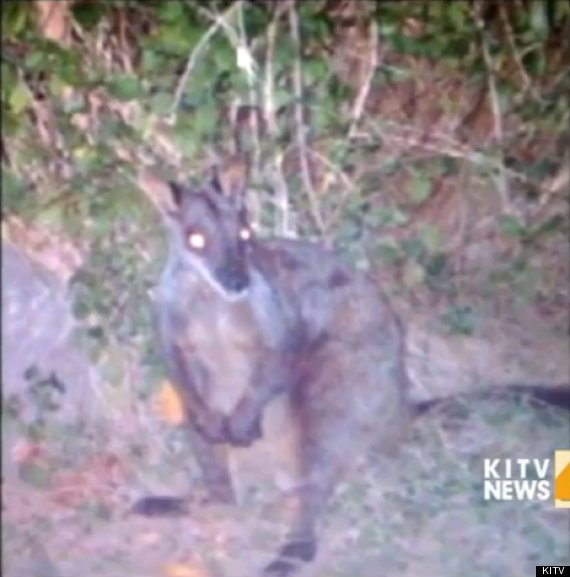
[157,262,300,496]
[157,267,264,413]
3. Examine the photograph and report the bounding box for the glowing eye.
[187,232,206,249]
[239,228,251,241]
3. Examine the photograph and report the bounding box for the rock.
[402,308,570,402]
[2,241,99,476]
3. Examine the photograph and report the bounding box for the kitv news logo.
[483,450,570,507]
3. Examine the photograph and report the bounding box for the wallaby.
[134,156,570,577]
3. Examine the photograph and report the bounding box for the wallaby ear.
[167,181,185,209]
[211,155,248,201]
[137,169,184,218]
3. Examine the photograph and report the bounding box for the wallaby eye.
[239,227,251,241]
[187,231,206,250]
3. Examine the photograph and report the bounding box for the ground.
[3,393,569,577]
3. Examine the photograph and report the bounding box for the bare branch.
[169,2,242,123]
[348,20,379,139]
[471,2,515,217]
[499,4,532,94]
[264,3,292,235]
[288,0,325,234]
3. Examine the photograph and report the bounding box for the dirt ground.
[3,390,569,577]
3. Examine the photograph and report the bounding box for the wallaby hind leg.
[262,361,355,576]
[262,413,345,577]
[262,340,407,577]
[186,423,236,504]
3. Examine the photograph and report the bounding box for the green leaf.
[401,237,425,260]
[554,1,570,21]
[1,63,14,99]
[63,93,86,115]
[71,1,106,30]
[304,59,330,84]
[107,74,141,101]
[157,23,200,54]
[2,170,27,212]
[2,3,29,39]
[273,87,294,110]
[425,253,449,282]
[2,112,20,137]
[48,75,66,98]
[408,172,432,204]
[374,240,403,265]
[141,48,159,73]
[9,81,32,115]
[193,104,217,138]
[447,2,467,29]
[420,224,443,254]
[98,116,122,140]
[530,2,548,39]
[55,50,84,87]
[171,131,198,158]
[24,51,45,70]
[158,2,185,23]
[35,203,66,232]
[370,207,409,228]
[274,40,296,71]
[150,91,172,115]
[403,260,425,288]
[212,41,236,71]
[312,103,333,132]
[441,305,476,336]
[498,214,525,238]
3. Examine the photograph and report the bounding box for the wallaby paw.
[262,540,316,577]
[225,411,263,447]
[131,496,190,517]
[193,411,228,444]
[262,558,298,577]
[226,422,262,447]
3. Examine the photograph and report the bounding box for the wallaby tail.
[412,383,570,416]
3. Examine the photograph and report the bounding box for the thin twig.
[310,149,357,229]
[472,2,514,216]
[264,3,292,235]
[498,4,532,94]
[195,0,259,83]
[194,2,242,51]
[288,0,325,234]
[263,6,282,137]
[236,1,262,171]
[169,2,242,123]
[366,118,549,194]
[348,20,379,139]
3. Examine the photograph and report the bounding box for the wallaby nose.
[217,263,249,293]
[226,273,249,293]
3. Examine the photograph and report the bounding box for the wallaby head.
[145,157,254,301]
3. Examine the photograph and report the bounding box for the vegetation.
[2,2,569,575]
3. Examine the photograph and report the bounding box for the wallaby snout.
[212,238,250,293]
[215,254,250,295]
[189,237,250,300]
